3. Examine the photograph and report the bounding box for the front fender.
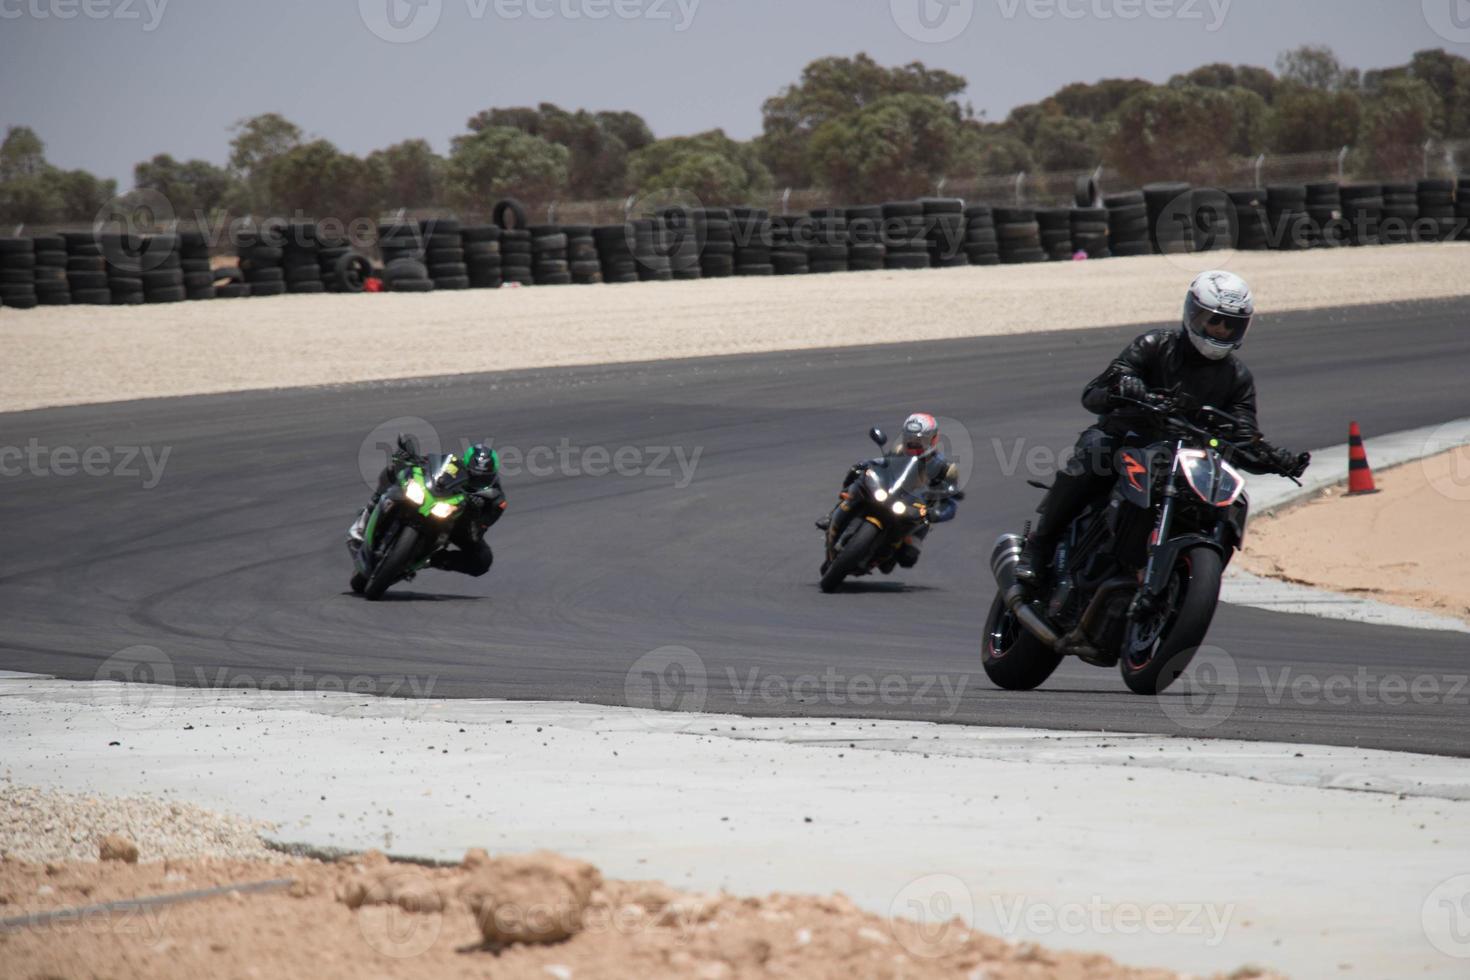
[1144,533,1227,595]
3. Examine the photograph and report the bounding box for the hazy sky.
[0,0,1459,187]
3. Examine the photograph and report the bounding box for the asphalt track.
[2,297,1468,755]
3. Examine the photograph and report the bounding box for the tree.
[1356,77,1443,177]
[971,132,1032,176]
[1408,48,1470,138]
[759,54,967,186]
[52,169,117,221]
[1268,84,1362,154]
[0,126,46,182]
[1105,85,1267,184]
[134,154,236,217]
[445,126,568,210]
[1049,78,1155,120]
[264,140,381,218]
[1170,63,1277,104]
[1276,45,1358,91]
[365,139,443,210]
[807,93,963,201]
[1031,115,1101,171]
[625,130,770,203]
[466,103,653,197]
[228,113,303,211]
[0,127,116,225]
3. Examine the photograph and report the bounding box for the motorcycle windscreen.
[877,453,927,499]
[1177,449,1246,507]
[425,454,469,494]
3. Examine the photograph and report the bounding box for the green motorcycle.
[349,438,472,600]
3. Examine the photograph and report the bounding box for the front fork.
[1129,444,1182,619]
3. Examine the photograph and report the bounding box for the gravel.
[0,782,285,864]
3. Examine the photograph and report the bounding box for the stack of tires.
[32,235,70,306]
[1305,183,1342,247]
[1036,208,1074,261]
[1144,182,1192,254]
[62,232,110,304]
[921,198,967,268]
[1185,189,1233,252]
[594,225,638,283]
[0,238,38,310]
[881,201,929,269]
[141,235,186,303]
[770,215,810,275]
[180,231,215,300]
[420,219,467,290]
[564,225,603,284]
[1266,185,1313,250]
[491,200,533,286]
[655,209,700,281]
[1379,182,1418,245]
[238,224,287,297]
[1104,191,1150,257]
[1339,184,1383,246]
[994,208,1045,264]
[316,226,370,294]
[630,219,674,281]
[1229,189,1271,250]
[1417,179,1457,241]
[103,234,145,305]
[730,207,773,276]
[462,226,503,288]
[960,206,999,265]
[529,225,571,285]
[1069,207,1109,259]
[808,208,850,273]
[378,222,433,293]
[1457,175,1470,241]
[693,208,734,278]
[844,206,886,271]
[283,223,323,296]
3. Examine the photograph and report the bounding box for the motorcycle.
[982,395,1305,694]
[819,426,963,593]
[349,435,471,600]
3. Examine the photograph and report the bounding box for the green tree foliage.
[1276,45,1358,91]
[1268,84,1362,153]
[1356,77,1444,177]
[626,130,770,202]
[1407,49,1470,137]
[0,126,117,225]
[1047,78,1154,121]
[446,126,569,209]
[133,154,237,217]
[807,93,964,200]
[1170,64,1278,104]
[1031,115,1102,171]
[972,131,1033,176]
[466,103,653,198]
[1105,85,1267,184]
[265,140,382,218]
[228,113,303,212]
[759,54,967,187]
[365,139,443,211]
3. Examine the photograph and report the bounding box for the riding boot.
[1015,470,1097,587]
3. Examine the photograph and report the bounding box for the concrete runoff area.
[2,675,1468,978]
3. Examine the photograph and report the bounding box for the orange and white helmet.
[901,413,940,458]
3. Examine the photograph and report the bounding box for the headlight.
[405,480,425,505]
[874,488,889,502]
[891,501,907,515]
[429,501,457,519]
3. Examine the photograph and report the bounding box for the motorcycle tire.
[363,525,420,601]
[1119,546,1223,695]
[819,521,879,593]
[981,592,1063,691]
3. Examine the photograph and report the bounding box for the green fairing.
[404,467,466,518]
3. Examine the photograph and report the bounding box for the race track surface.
[3,298,1468,755]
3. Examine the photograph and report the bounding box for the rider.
[817,412,961,569]
[1015,270,1309,588]
[349,441,506,577]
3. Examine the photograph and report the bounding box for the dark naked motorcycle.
[983,396,1305,694]
[820,427,963,593]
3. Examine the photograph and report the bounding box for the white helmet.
[1183,270,1253,361]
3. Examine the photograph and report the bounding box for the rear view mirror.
[397,433,421,457]
[869,427,886,448]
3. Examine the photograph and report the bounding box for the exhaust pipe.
[990,534,1059,647]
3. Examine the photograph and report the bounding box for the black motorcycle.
[820,426,963,593]
[983,395,1305,694]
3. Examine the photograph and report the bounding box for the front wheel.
[820,521,880,593]
[981,592,1063,690]
[1119,546,1223,695]
[363,524,421,601]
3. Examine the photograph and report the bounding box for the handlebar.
[1112,394,1304,484]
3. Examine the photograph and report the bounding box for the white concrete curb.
[1221,417,1470,633]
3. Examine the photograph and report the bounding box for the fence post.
[1013,171,1026,205]
[1337,146,1349,181]
[781,187,791,215]
[1424,139,1433,178]
[547,201,558,224]
[1253,154,1265,189]
[622,195,636,220]
[936,177,947,198]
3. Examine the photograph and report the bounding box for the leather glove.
[1278,450,1310,479]
[1111,375,1148,403]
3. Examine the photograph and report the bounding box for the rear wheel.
[819,521,880,593]
[1119,547,1222,694]
[363,525,421,601]
[981,592,1063,690]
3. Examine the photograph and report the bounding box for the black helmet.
[464,444,499,482]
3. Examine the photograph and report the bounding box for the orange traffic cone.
[1347,421,1379,495]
